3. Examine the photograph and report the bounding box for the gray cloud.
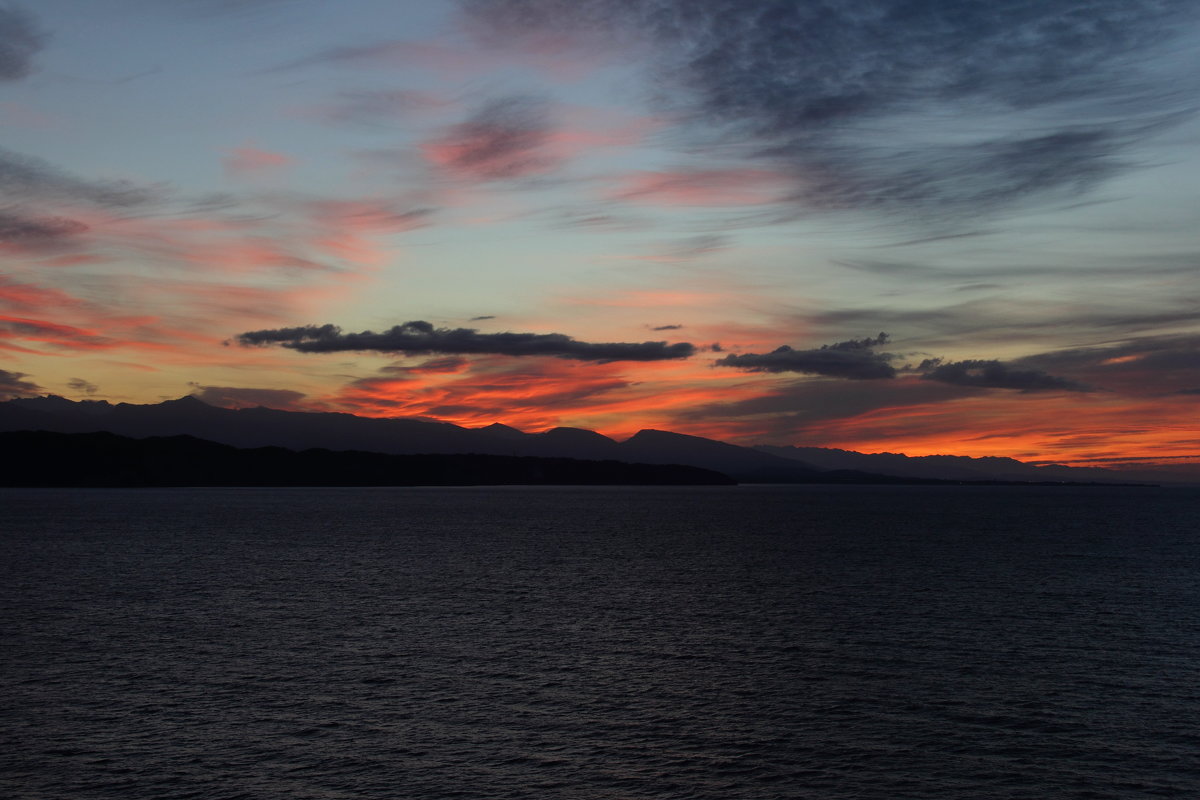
[837,250,1200,283]
[1017,333,1200,374]
[643,234,729,262]
[0,208,88,243]
[812,298,1200,347]
[0,147,161,208]
[184,0,300,12]
[140,0,308,22]
[381,356,469,374]
[678,376,977,446]
[920,358,1091,392]
[462,0,1198,216]
[0,4,44,81]
[715,333,897,379]
[67,377,99,396]
[319,89,448,126]
[268,39,408,73]
[188,385,307,410]
[1011,333,1200,395]
[0,368,42,399]
[236,320,697,361]
[792,126,1141,215]
[651,324,682,331]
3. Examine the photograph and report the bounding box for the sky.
[2,0,1199,470]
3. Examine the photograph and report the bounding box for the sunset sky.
[2,0,1198,469]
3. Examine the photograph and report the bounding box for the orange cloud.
[324,356,768,436]
[0,265,357,383]
[722,390,1200,466]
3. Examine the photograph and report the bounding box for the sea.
[3,484,1199,799]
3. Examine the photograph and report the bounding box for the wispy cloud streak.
[463,0,1200,216]
[0,147,161,208]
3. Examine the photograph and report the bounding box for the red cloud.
[421,98,555,181]
[0,276,87,312]
[0,315,115,351]
[420,99,652,183]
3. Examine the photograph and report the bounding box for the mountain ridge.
[0,394,1173,484]
[0,430,736,487]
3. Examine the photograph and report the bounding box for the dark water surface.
[3,485,1199,799]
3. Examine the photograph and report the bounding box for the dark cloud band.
[919,358,1091,392]
[0,147,160,208]
[189,385,307,410]
[0,209,88,242]
[715,333,897,379]
[236,320,697,361]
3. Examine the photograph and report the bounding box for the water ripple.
[3,485,1199,799]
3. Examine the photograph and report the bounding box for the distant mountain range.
[0,430,734,487]
[0,395,1173,485]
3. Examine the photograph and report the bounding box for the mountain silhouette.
[0,395,1165,484]
[0,395,815,482]
[0,430,735,487]
[752,444,1157,484]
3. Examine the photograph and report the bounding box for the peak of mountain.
[167,394,214,408]
[624,428,786,458]
[621,428,818,479]
[520,426,620,460]
[114,394,221,414]
[623,428,681,441]
[478,422,528,439]
[540,427,616,444]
